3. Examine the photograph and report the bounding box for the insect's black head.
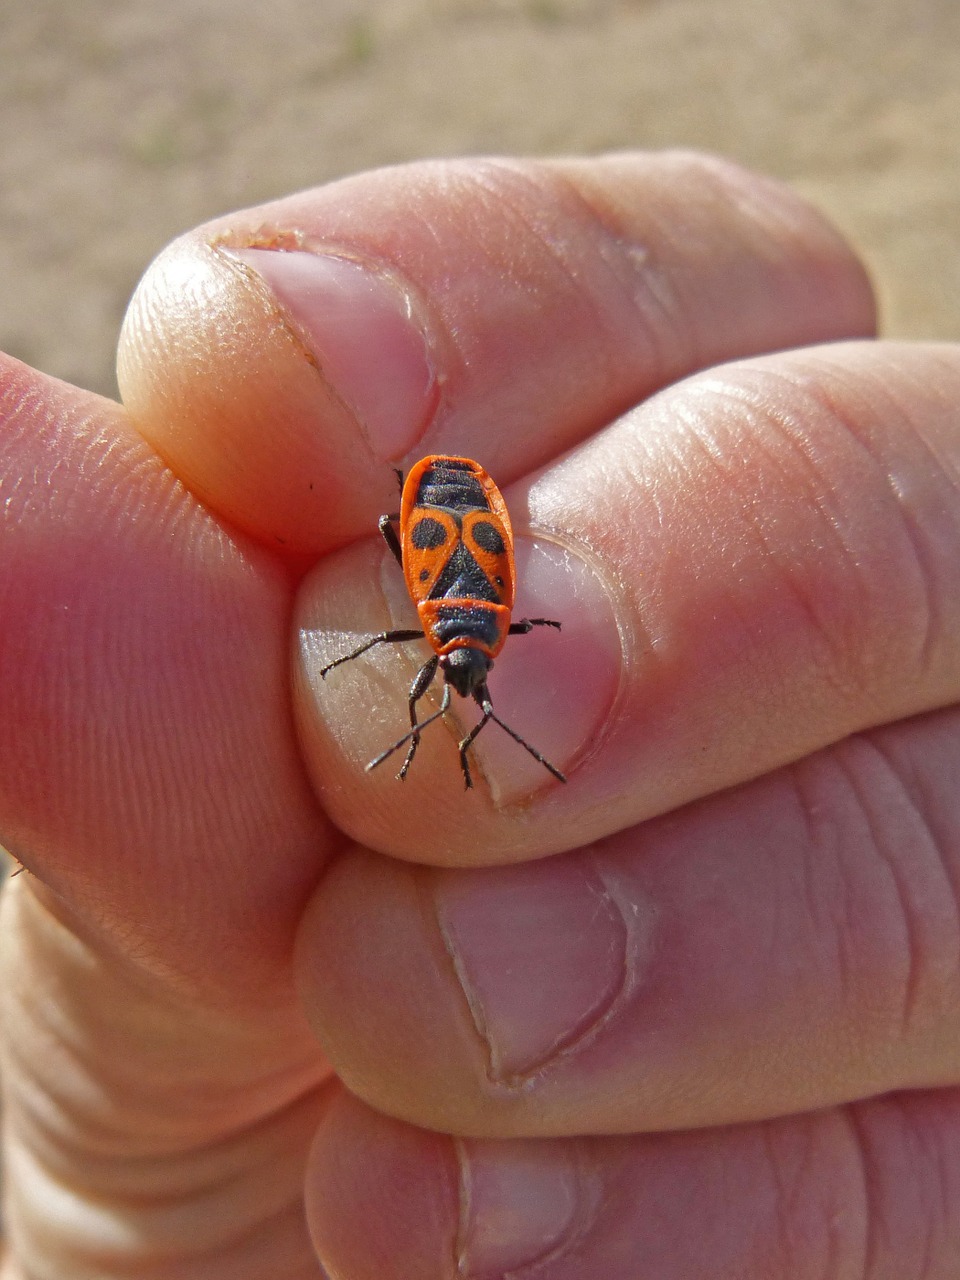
[440,646,491,697]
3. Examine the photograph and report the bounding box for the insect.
[320,455,566,789]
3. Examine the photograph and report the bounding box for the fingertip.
[293,527,623,858]
[118,152,877,565]
[306,1090,459,1280]
[230,247,439,466]
[117,233,407,555]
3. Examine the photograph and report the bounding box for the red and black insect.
[321,455,566,788]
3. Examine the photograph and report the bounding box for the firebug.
[320,455,566,788]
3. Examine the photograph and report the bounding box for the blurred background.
[1,0,958,399]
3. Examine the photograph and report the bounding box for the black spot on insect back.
[471,519,506,555]
[411,516,448,549]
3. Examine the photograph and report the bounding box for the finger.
[0,879,329,1276]
[307,1086,960,1280]
[295,341,960,864]
[297,706,960,1136]
[0,352,329,994]
[117,152,873,554]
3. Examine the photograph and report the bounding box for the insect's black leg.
[378,513,403,567]
[320,629,424,678]
[398,655,440,779]
[457,701,493,790]
[367,677,450,776]
[508,617,562,635]
[466,683,567,784]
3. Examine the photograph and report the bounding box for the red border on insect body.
[320,454,565,789]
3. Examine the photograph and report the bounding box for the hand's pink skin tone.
[307,1087,960,1280]
[294,344,960,861]
[298,706,960,1137]
[118,152,873,555]
[10,153,960,1278]
[0,357,330,997]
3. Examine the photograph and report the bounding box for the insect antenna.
[457,684,567,788]
[485,709,567,782]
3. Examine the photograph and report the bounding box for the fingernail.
[376,530,621,802]
[230,248,438,462]
[434,855,653,1085]
[456,1139,598,1276]
[458,537,621,804]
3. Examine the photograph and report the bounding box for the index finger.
[297,341,960,863]
[117,152,873,555]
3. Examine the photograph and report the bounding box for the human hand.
[3,151,958,1278]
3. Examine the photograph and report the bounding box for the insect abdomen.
[418,599,510,658]
[414,458,491,512]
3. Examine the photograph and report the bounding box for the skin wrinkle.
[775,361,954,689]
[839,1106,876,1280]
[925,1110,959,1274]
[879,471,940,685]
[693,362,958,729]
[535,162,686,380]
[466,158,678,395]
[786,761,859,1020]
[7,1023,326,1193]
[761,1115,863,1280]
[845,1096,958,1280]
[872,723,960,918]
[1,892,325,1174]
[1,1030,328,1275]
[807,364,944,685]
[865,729,960,993]
[668,392,861,702]
[760,1123,811,1272]
[691,381,880,696]
[830,741,930,1050]
[4,1135,313,1265]
[907,1104,948,1280]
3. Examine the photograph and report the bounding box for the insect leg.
[367,674,450,777]
[320,628,424,678]
[398,655,440,779]
[464,684,567,785]
[378,513,403,567]
[457,703,492,790]
[508,617,562,634]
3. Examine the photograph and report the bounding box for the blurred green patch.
[345,17,376,65]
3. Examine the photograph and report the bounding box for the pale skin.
[1,151,960,1277]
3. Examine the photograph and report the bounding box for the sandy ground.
[1,0,958,400]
